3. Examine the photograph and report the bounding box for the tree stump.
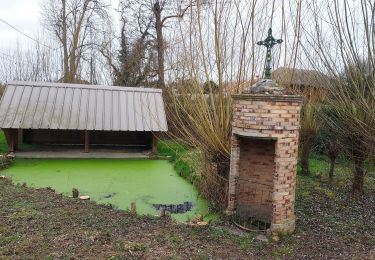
[131,202,137,214]
[160,208,165,217]
[72,188,79,198]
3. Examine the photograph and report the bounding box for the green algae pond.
[2,158,211,222]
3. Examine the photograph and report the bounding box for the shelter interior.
[236,137,275,223]
[3,128,156,154]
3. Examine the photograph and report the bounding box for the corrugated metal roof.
[0,81,168,132]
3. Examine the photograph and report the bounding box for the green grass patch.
[157,140,202,184]
[157,140,188,156]
[0,131,7,153]
[271,244,294,259]
[298,152,375,191]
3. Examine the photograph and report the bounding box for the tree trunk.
[153,1,165,89]
[328,157,335,183]
[328,142,339,183]
[300,148,310,175]
[352,156,365,193]
[300,140,312,176]
[61,0,69,83]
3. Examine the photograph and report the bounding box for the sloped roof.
[0,81,168,131]
[272,67,328,88]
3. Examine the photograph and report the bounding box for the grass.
[295,153,375,248]
[0,131,7,153]
[157,139,203,184]
[299,151,375,191]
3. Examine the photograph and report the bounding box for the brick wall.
[228,94,303,234]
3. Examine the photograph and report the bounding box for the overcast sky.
[0,0,120,50]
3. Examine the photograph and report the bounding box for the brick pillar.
[227,134,240,213]
[272,136,299,234]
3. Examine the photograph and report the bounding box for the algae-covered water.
[2,159,210,222]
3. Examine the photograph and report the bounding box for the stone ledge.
[232,128,278,139]
[232,94,304,103]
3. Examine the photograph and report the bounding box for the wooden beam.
[17,129,23,145]
[84,130,89,153]
[152,133,158,154]
[13,129,19,151]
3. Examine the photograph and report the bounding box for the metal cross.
[257,28,283,79]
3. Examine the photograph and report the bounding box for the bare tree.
[152,1,192,88]
[0,38,60,83]
[101,3,158,87]
[42,0,110,83]
[119,0,193,88]
[303,0,375,193]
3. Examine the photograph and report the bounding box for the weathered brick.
[228,94,302,235]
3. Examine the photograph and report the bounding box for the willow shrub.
[164,80,232,210]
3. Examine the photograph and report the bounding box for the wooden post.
[152,133,158,154]
[17,129,23,145]
[131,202,137,214]
[84,130,89,153]
[14,129,19,151]
[160,208,166,217]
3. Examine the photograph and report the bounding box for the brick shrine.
[227,80,303,234]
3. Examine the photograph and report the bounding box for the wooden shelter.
[0,81,168,153]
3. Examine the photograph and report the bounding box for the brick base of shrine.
[227,94,303,234]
